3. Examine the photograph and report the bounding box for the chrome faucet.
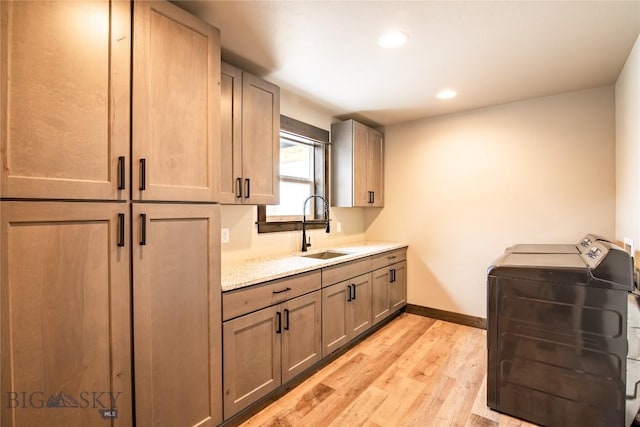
[301,195,330,252]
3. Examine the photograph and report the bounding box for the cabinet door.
[367,128,384,207]
[1,202,131,427]
[371,267,391,325]
[322,282,351,357]
[241,72,280,205]
[133,203,221,427]
[0,1,130,200]
[281,292,322,383]
[133,1,221,202]
[390,261,407,311]
[223,306,281,418]
[349,273,372,338]
[219,62,243,204]
[352,121,370,207]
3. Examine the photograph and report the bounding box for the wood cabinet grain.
[331,120,384,207]
[132,203,222,427]
[132,1,221,202]
[322,273,372,357]
[0,0,130,200]
[222,290,320,419]
[219,62,280,205]
[0,201,131,427]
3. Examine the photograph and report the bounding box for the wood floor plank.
[240,313,539,427]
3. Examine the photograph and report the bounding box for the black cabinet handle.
[352,284,356,300]
[367,191,372,203]
[284,309,290,330]
[117,156,125,190]
[392,269,397,283]
[245,178,250,199]
[117,213,125,247]
[389,269,394,283]
[272,287,291,295]
[235,177,242,198]
[347,285,352,302]
[276,311,282,334]
[140,213,147,246]
[371,191,375,204]
[139,158,146,191]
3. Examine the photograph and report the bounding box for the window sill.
[257,220,329,234]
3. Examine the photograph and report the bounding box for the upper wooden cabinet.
[220,62,280,205]
[0,1,131,200]
[133,1,221,202]
[331,120,384,207]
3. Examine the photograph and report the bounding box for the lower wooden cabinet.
[322,273,372,357]
[372,267,392,324]
[132,203,222,427]
[0,201,132,427]
[223,290,321,419]
[372,261,407,326]
[390,261,407,311]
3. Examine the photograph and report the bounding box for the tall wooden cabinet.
[133,204,221,427]
[0,202,132,427]
[0,0,130,200]
[219,62,280,205]
[1,1,224,426]
[331,119,384,207]
[133,1,221,202]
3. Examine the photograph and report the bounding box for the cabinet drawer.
[371,248,407,271]
[223,271,321,321]
[322,258,372,287]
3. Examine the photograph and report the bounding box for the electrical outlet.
[221,228,230,244]
[337,222,342,232]
[624,237,634,255]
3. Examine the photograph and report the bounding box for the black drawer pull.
[272,287,291,295]
[352,284,356,300]
[139,158,146,191]
[276,311,282,333]
[140,213,147,246]
[245,178,250,199]
[387,255,397,260]
[284,309,290,330]
[117,213,125,247]
[117,156,125,190]
[236,177,242,198]
[371,191,375,204]
[347,285,352,302]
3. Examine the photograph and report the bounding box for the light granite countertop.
[221,241,408,292]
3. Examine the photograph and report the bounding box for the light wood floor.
[241,312,537,427]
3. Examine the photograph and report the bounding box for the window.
[257,116,329,233]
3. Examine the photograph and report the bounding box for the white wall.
[364,87,616,318]
[220,87,366,262]
[615,34,640,260]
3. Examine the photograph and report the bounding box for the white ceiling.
[176,1,640,127]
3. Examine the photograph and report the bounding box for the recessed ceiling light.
[378,31,408,48]
[436,89,457,99]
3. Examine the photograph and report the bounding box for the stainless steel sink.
[301,250,348,260]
